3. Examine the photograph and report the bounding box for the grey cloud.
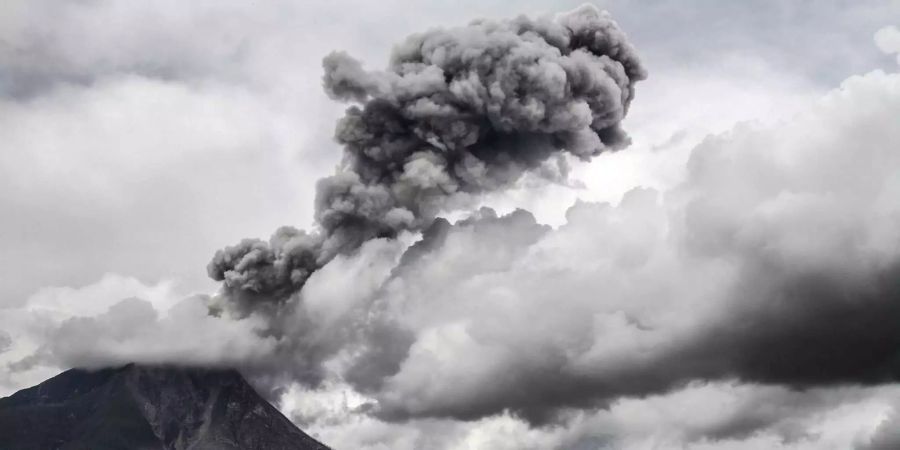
[207,228,323,307]
[209,4,645,305]
[682,263,900,387]
[585,0,900,86]
[0,1,242,99]
[322,52,381,103]
[683,388,834,443]
[0,331,10,354]
[862,408,900,450]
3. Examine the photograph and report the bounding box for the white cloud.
[0,273,274,396]
[875,26,900,65]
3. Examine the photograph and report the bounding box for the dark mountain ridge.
[0,364,329,450]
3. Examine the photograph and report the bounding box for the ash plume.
[208,5,646,304]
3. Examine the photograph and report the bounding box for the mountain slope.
[0,364,329,450]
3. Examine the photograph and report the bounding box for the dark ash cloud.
[208,4,646,305]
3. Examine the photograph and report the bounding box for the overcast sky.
[2,1,900,449]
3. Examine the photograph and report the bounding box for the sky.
[1,1,900,449]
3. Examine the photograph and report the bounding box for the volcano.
[0,364,329,449]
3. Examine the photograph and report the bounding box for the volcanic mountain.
[0,364,329,449]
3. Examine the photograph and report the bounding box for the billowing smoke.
[207,5,646,304]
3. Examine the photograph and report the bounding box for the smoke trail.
[208,5,645,303]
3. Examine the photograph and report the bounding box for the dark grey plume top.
[207,5,646,306]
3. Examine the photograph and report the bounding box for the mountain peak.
[0,364,329,450]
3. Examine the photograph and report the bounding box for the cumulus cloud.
[357,69,900,421]
[198,65,900,430]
